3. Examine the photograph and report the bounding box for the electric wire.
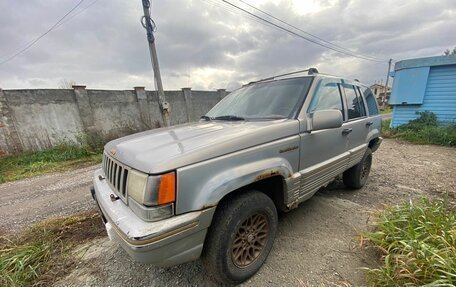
[55,0,100,29]
[0,0,86,66]
[200,0,285,34]
[236,0,388,62]
[0,0,100,63]
[219,0,387,63]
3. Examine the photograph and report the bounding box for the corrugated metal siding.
[391,105,420,127]
[389,67,429,105]
[391,65,456,127]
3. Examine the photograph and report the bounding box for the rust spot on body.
[255,170,280,181]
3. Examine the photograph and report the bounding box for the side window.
[355,87,366,116]
[360,87,379,115]
[308,80,344,119]
[343,84,366,120]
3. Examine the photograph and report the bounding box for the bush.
[382,112,456,147]
[363,197,455,286]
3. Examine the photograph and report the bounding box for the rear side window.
[359,87,379,115]
[343,84,366,120]
[308,79,344,119]
[354,87,366,116]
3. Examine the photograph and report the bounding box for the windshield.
[205,77,313,120]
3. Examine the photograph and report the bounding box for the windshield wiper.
[200,115,213,121]
[213,115,245,121]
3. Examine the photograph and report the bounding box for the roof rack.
[246,67,319,86]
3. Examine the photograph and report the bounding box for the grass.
[381,112,456,147]
[380,107,392,114]
[0,143,102,184]
[0,211,105,287]
[362,197,456,286]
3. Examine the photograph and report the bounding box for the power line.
[201,0,391,64]
[55,0,100,29]
[237,0,387,63]
[222,0,385,63]
[220,0,387,63]
[0,0,86,66]
[203,0,353,56]
[200,0,282,33]
[0,0,100,63]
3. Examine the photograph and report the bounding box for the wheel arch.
[215,175,288,213]
[200,159,291,210]
[177,157,293,213]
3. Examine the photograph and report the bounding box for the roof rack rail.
[246,67,319,85]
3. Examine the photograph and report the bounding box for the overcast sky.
[0,0,454,91]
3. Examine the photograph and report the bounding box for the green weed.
[0,143,102,183]
[0,211,105,287]
[363,197,456,286]
[381,112,456,147]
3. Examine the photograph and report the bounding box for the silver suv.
[90,68,382,285]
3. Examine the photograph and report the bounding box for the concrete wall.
[0,87,225,156]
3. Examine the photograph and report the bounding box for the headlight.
[127,170,148,204]
[127,170,176,207]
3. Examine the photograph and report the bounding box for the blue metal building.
[389,55,456,127]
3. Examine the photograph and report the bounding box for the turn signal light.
[157,172,176,205]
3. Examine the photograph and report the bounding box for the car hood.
[104,119,299,174]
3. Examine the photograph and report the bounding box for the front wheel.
[343,148,372,189]
[202,191,278,285]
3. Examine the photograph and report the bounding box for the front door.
[298,78,350,199]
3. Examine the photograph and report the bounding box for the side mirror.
[311,109,343,131]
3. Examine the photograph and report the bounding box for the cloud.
[0,0,454,90]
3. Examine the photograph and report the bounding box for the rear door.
[340,82,369,167]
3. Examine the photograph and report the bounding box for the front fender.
[195,157,292,208]
[176,135,300,214]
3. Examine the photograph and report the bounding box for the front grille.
[102,153,129,198]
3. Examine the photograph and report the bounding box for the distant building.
[369,83,391,105]
[389,55,456,127]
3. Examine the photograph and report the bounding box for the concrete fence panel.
[0,86,225,156]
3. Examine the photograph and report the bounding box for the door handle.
[366,121,374,127]
[342,128,353,135]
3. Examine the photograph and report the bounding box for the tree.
[443,47,456,56]
[58,79,76,89]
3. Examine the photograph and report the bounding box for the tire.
[343,148,372,189]
[202,191,278,285]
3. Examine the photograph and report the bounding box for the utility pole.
[141,0,170,127]
[382,58,392,108]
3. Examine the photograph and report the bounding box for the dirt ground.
[0,165,98,233]
[1,138,455,286]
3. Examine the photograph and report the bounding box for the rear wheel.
[343,148,372,189]
[202,191,278,285]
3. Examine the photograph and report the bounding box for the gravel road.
[1,138,455,286]
[0,165,98,233]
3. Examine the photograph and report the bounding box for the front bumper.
[91,168,215,266]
